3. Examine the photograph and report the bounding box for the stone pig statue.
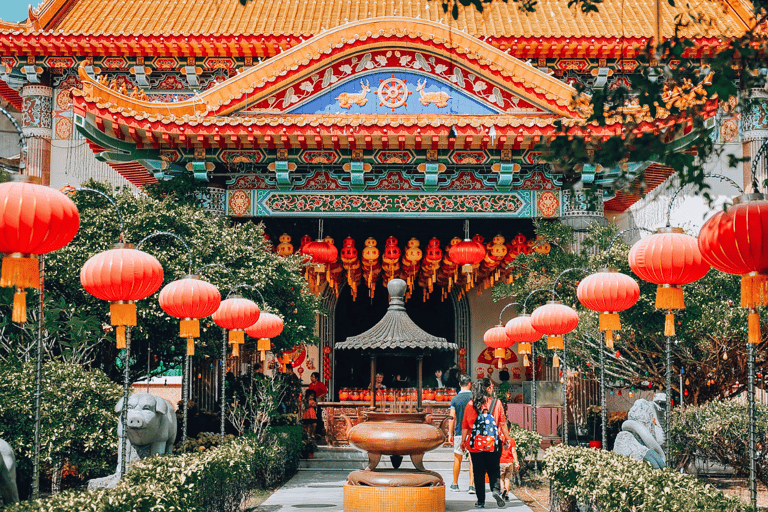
[116,393,177,471]
[0,438,19,505]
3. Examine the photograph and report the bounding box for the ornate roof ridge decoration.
[336,278,455,352]
[73,19,583,119]
[0,0,751,39]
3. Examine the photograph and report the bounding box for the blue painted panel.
[289,70,502,115]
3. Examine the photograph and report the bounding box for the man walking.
[448,374,474,493]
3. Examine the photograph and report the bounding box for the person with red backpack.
[460,377,510,509]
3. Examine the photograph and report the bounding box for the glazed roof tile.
[336,279,455,352]
[3,0,751,39]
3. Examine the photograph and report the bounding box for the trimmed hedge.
[6,426,302,512]
[508,421,542,462]
[545,445,751,512]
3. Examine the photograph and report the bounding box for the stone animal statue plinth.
[0,439,19,505]
[613,393,666,468]
[89,393,177,489]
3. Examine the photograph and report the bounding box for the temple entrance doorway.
[333,282,455,394]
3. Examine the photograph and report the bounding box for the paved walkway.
[250,468,535,511]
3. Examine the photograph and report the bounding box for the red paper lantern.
[159,276,221,356]
[212,296,261,357]
[246,312,285,360]
[629,227,710,336]
[483,325,514,368]
[0,181,80,323]
[449,239,486,274]
[505,314,542,367]
[698,194,768,343]
[577,270,639,348]
[530,301,579,350]
[302,239,338,272]
[80,244,164,348]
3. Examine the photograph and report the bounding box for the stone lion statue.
[613,393,666,468]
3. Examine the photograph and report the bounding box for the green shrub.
[670,400,768,486]
[545,445,751,512]
[508,421,542,462]
[6,426,303,512]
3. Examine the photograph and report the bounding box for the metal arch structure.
[751,139,768,191]
[0,104,27,172]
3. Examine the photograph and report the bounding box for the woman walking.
[461,378,510,508]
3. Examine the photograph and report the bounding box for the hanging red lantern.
[483,325,514,368]
[0,180,80,323]
[530,301,579,351]
[629,227,710,336]
[212,296,261,357]
[577,270,639,348]
[302,239,338,273]
[246,312,285,361]
[449,238,486,274]
[505,314,543,367]
[698,193,768,343]
[81,244,164,348]
[158,276,221,356]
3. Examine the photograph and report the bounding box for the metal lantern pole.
[182,353,189,449]
[31,255,45,500]
[562,335,568,446]
[749,342,757,509]
[120,326,132,477]
[600,331,607,450]
[221,327,227,442]
[665,335,672,466]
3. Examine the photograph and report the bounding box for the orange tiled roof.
[4,0,751,39]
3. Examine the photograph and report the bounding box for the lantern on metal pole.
[449,220,486,289]
[577,266,639,449]
[698,179,768,509]
[246,312,285,363]
[0,178,80,499]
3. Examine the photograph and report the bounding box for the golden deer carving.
[416,79,451,108]
[335,79,370,109]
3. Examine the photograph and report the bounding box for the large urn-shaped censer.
[348,412,444,472]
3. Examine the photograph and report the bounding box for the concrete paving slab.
[249,465,535,512]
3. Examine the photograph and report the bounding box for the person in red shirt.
[498,431,520,501]
[308,372,328,400]
[461,377,510,509]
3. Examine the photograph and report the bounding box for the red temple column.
[21,84,53,185]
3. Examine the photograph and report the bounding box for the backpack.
[470,398,499,452]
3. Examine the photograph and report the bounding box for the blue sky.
[1,0,32,23]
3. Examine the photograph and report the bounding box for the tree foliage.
[493,220,762,404]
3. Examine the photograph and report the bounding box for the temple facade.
[0,0,750,406]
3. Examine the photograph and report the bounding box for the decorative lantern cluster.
[81,244,164,348]
[698,193,768,343]
[629,227,709,336]
[212,295,261,357]
[0,180,80,323]
[158,276,221,355]
[577,270,639,348]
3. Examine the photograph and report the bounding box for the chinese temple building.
[0,0,749,402]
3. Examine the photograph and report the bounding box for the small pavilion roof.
[336,279,456,352]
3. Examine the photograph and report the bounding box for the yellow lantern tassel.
[187,338,195,356]
[180,319,200,338]
[12,289,26,324]
[599,313,620,332]
[749,310,761,344]
[664,312,676,337]
[0,254,40,289]
[229,330,244,344]
[552,354,560,368]
[605,330,614,349]
[110,302,137,326]
[547,335,564,350]
[742,272,768,308]
[462,264,472,274]
[656,285,685,310]
[231,342,240,357]
[116,326,126,349]
[523,354,530,367]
